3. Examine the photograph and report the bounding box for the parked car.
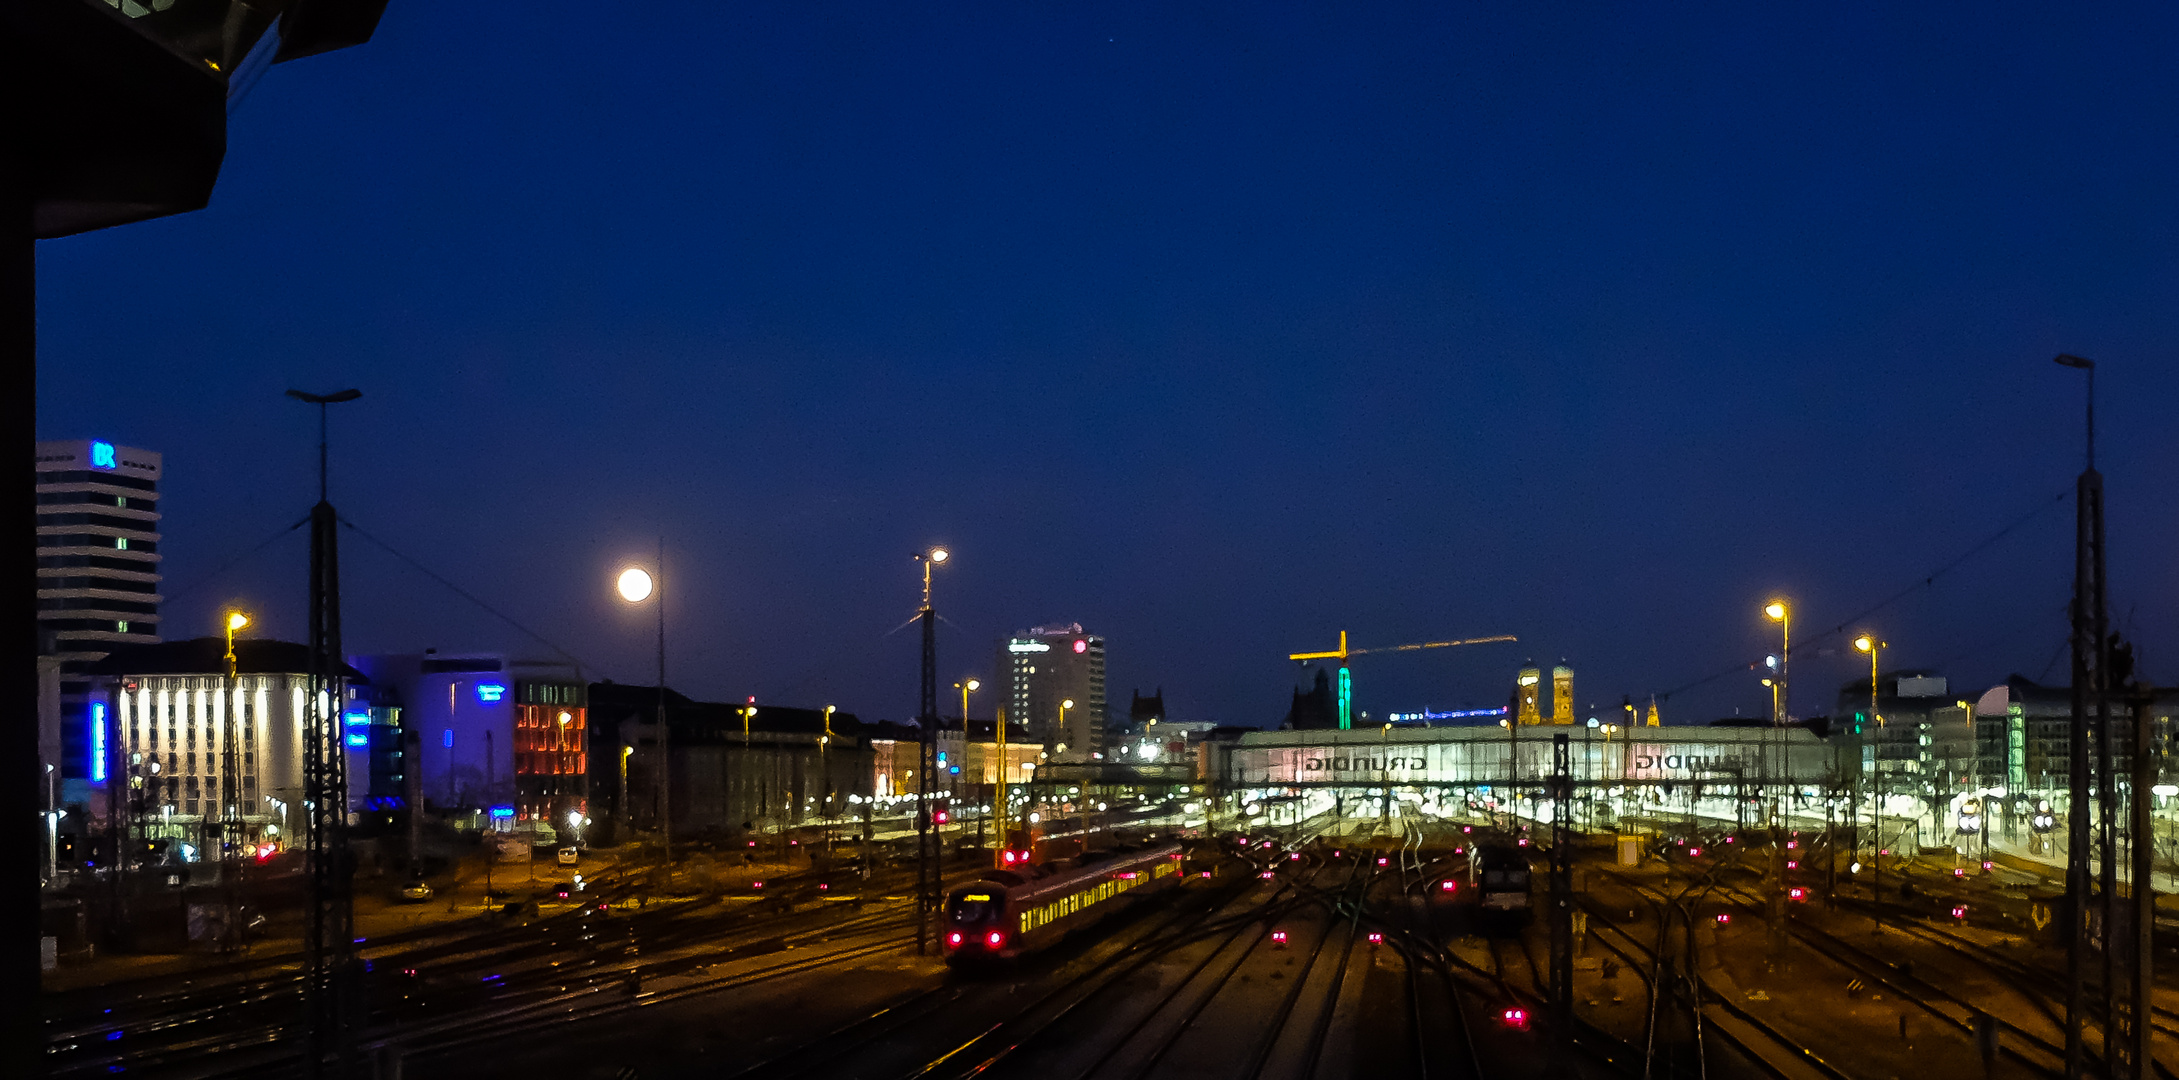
[398,880,434,903]
[557,847,581,867]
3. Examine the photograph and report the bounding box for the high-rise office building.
[36,439,162,803]
[997,623,1106,763]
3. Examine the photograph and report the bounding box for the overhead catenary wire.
[159,514,310,603]
[1654,485,2072,703]
[336,514,595,674]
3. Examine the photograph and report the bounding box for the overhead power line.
[1656,486,2073,703]
[337,515,594,674]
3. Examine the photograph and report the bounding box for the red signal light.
[1788,887,1806,901]
[1377,857,1389,867]
[1440,881,1457,892]
[1517,839,1528,847]
[1688,848,1702,857]
[752,881,764,890]
[1502,1008,1529,1029]
[1952,868,1966,878]
[1786,861,1798,870]
[1952,905,1968,919]
[1271,930,1289,946]
[948,932,962,947]
[987,931,1005,947]
[1367,932,1383,945]
[1715,913,1731,924]
[1462,826,1472,833]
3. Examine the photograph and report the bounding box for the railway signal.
[1501,1007,1530,1030]
[1271,930,1289,947]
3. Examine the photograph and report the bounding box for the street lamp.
[616,545,669,876]
[1764,601,1790,725]
[955,680,980,843]
[224,611,250,677]
[910,547,949,953]
[1855,633,1887,923]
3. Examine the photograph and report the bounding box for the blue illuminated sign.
[89,441,117,470]
[443,729,454,748]
[344,732,370,748]
[475,683,506,703]
[488,806,515,819]
[343,711,371,726]
[89,702,108,782]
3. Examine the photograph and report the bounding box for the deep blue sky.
[37,4,2179,728]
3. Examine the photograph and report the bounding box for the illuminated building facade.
[86,638,358,849]
[36,439,162,806]
[1513,661,1576,725]
[350,652,586,833]
[997,623,1106,762]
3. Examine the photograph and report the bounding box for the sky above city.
[37,3,2179,729]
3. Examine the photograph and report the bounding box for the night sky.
[36,4,2179,729]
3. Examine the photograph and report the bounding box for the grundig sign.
[1304,755,1425,773]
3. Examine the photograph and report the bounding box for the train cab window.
[950,893,999,925]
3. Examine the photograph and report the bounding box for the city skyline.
[34,3,2179,729]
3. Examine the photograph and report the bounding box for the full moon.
[616,567,654,603]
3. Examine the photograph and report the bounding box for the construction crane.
[1289,630,1519,730]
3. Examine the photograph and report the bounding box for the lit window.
[114,537,127,550]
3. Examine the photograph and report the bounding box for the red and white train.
[943,843,1186,962]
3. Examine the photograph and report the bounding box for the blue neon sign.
[488,806,515,819]
[443,729,454,748]
[475,683,506,703]
[344,732,370,748]
[343,711,371,726]
[89,701,108,782]
[89,441,117,470]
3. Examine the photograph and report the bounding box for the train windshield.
[948,893,999,925]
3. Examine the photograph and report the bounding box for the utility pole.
[913,549,947,953]
[288,388,361,1077]
[1548,732,1573,1027]
[656,537,669,879]
[2055,353,2103,1080]
[2128,678,2155,1079]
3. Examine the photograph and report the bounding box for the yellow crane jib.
[1288,631,1519,730]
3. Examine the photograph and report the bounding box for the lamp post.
[616,552,668,879]
[221,611,250,947]
[912,547,948,954]
[618,745,633,847]
[1855,634,1886,928]
[821,706,836,853]
[955,681,979,845]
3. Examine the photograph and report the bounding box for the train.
[943,842,1187,963]
[1473,842,1534,926]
